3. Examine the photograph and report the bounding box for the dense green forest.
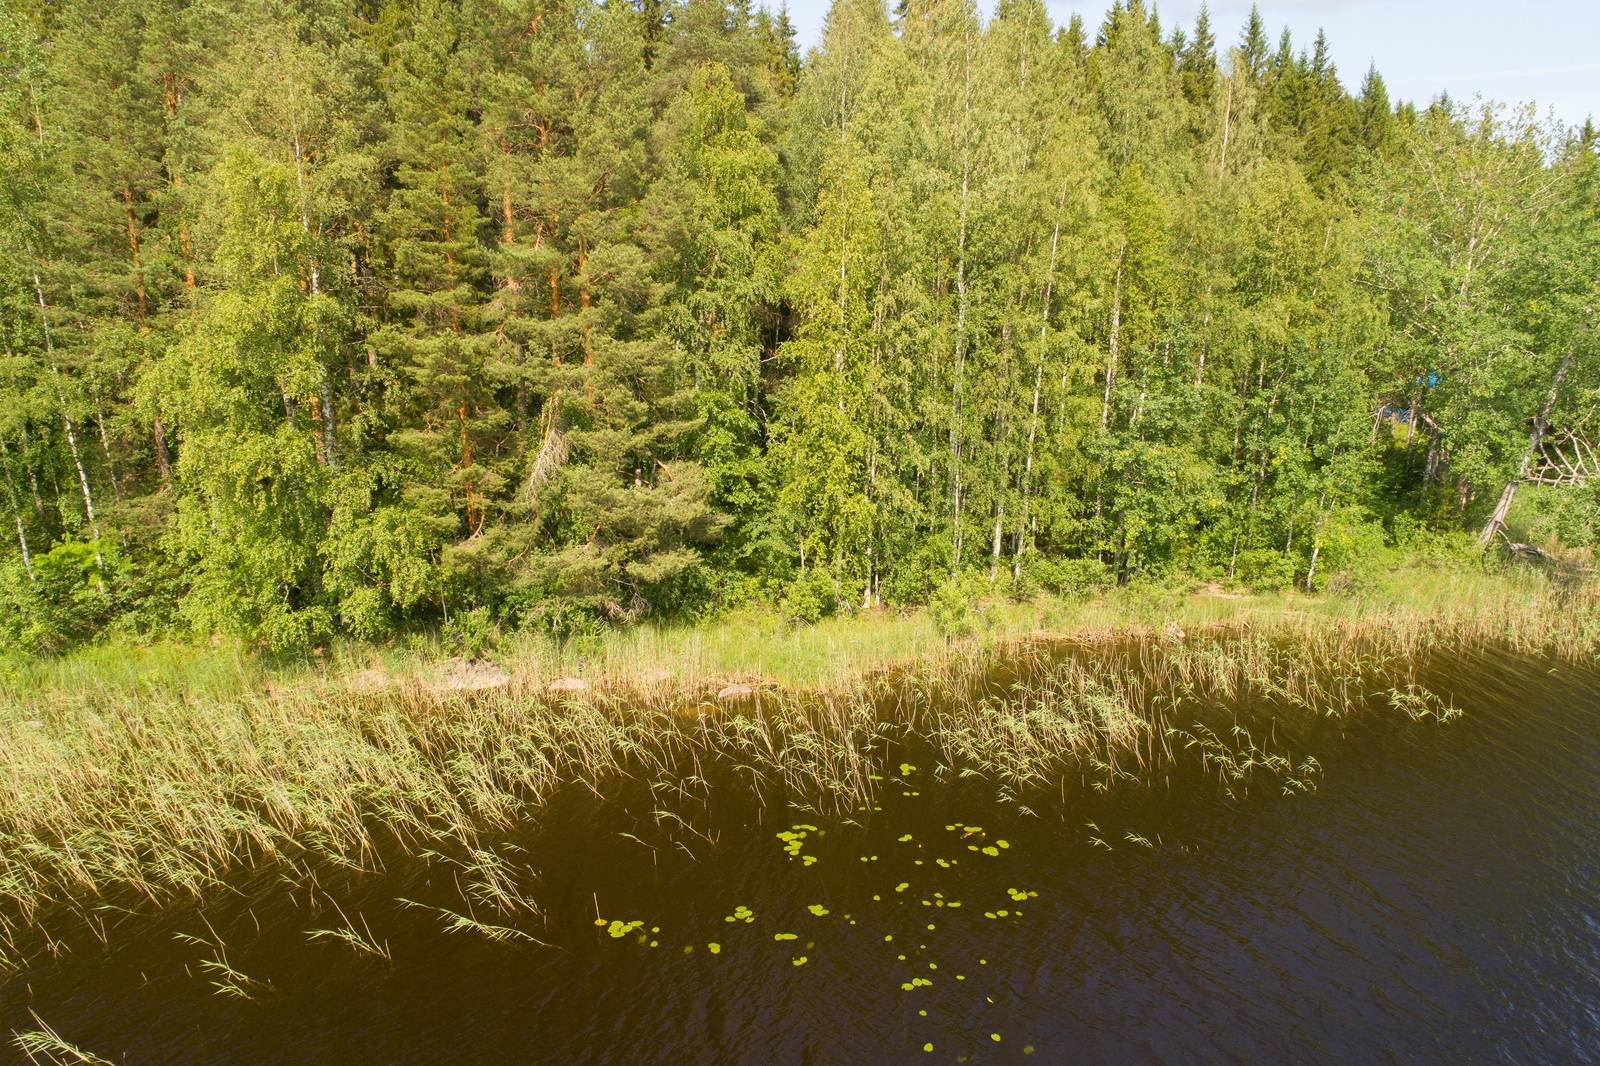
[0,0,1596,652]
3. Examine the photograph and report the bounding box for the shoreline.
[6,564,1590,707]
[0,565,1595,964]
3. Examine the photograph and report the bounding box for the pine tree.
[373,0,496,596]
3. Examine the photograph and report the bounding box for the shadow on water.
[4,648,1599,1064]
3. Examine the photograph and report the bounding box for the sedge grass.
[0,566,1594,960]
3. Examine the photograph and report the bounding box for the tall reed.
[0,572,1593,961]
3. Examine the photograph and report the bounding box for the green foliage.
[1030,557,1113,599]
[928,572,996,638]
[0,0,1593,653]
[779,568,837,626]
[1231,548,1295,592]
[0,538,121,652]
[1505,483,1600,552]
[442,605,498,659]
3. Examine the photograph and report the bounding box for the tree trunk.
[0,436,33,579]
[949,33,973,574]
[33,271,99,540]
[1101,248,1125,429]
[1479,350,1574,549]
[288,99,337,469]
[1014,176,1069,580]
[153,416,172,483]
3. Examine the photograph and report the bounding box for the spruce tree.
[373,0,495,601]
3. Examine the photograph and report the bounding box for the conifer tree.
[1,0,1595,644]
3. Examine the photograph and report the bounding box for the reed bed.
[0,571,1595,965]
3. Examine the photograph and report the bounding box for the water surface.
[4,650,1598,1064]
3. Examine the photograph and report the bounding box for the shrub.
[928,572,994,637]
[1232,548,1295,591]
[1029,557,1112,598]
[780,569,837,625]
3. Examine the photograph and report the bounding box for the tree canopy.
[1,0,1595,651]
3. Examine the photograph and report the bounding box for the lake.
[4,647,1598,1064]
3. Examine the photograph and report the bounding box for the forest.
[1,0,1596,654]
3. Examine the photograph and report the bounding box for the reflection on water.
[3,650,1598,1064]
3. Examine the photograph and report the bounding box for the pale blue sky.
[783,0,1599,129]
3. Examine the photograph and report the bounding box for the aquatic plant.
[11,1011,116,1065]
[0,573,1592,961]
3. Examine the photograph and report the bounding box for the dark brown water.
[4,650,1599,1064]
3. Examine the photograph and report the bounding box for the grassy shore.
[7,564,1591,701]
[0,564,1596,965]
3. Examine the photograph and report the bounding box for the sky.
[780,0,1600,130]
